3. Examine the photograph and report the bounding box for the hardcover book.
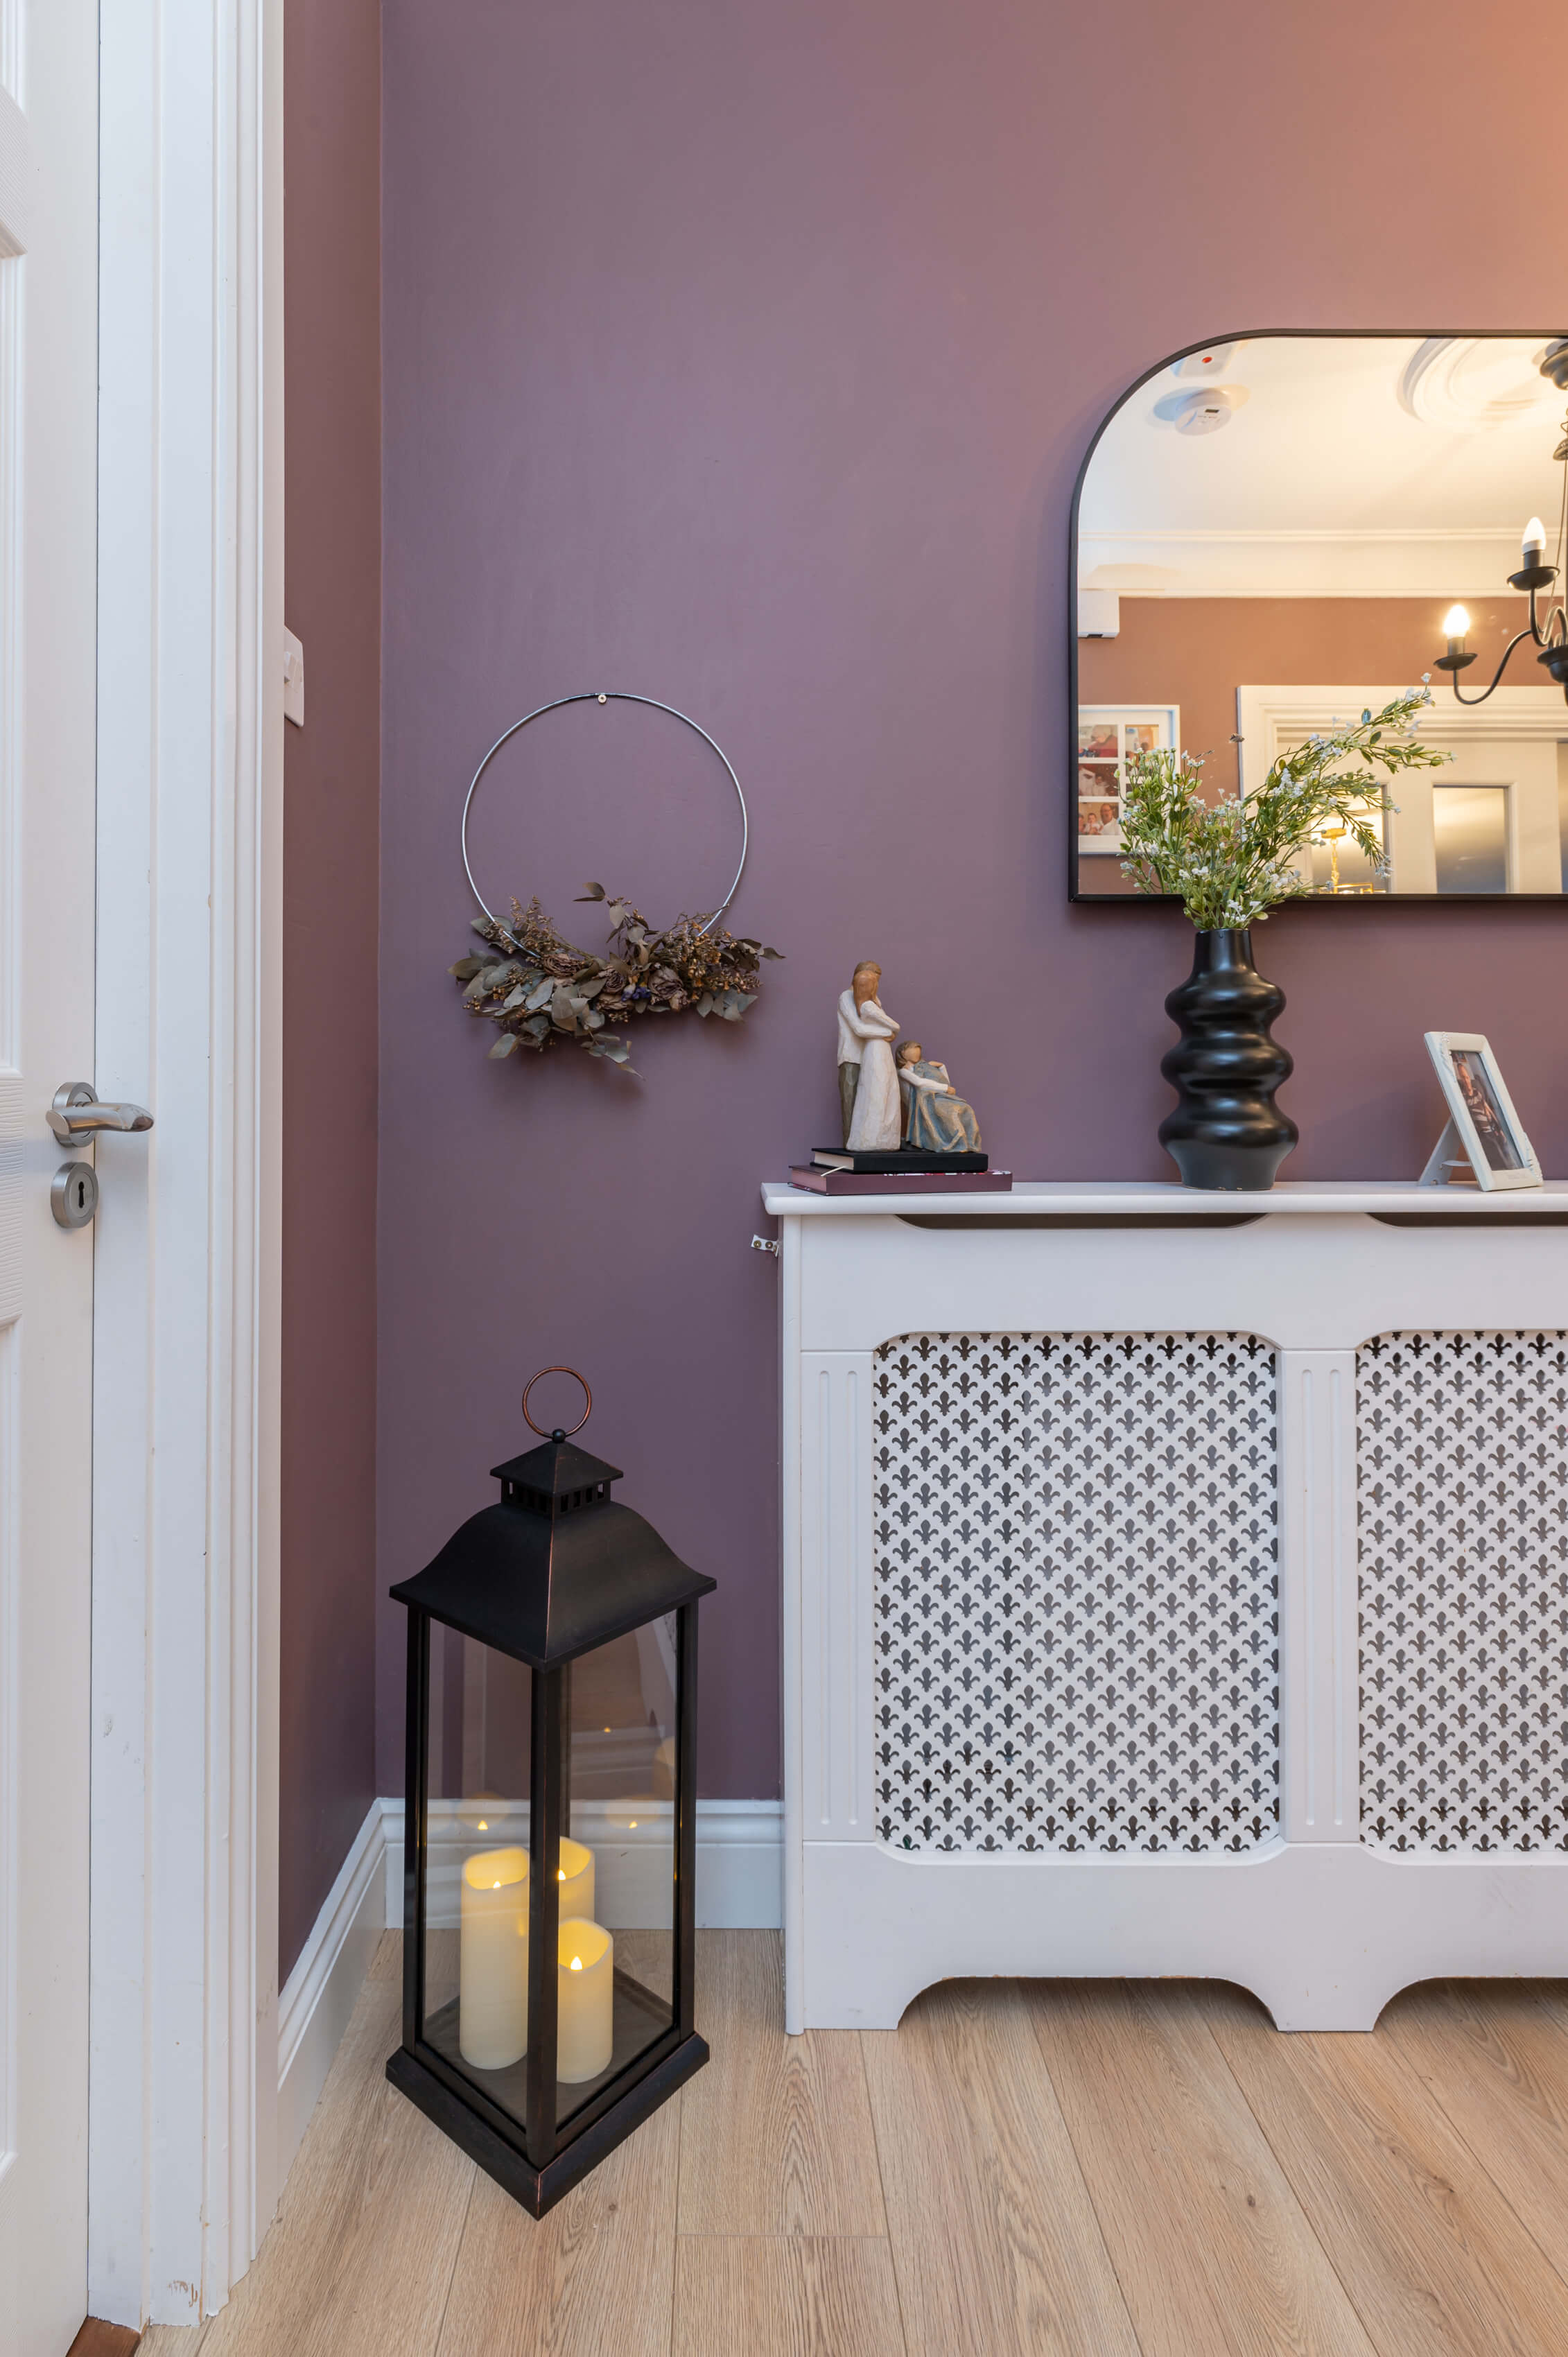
[810,1147,989,1174]
[787,1165,1013,1196]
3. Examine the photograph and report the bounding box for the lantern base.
[385,2029,709,2218]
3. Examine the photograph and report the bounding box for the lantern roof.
[489,1433,623,1505]
[389,1434,715,1668]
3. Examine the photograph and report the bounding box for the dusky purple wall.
[280,0,381,1980]
[377,0,1567,1802]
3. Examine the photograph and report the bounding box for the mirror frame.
[1067,327,1568,907]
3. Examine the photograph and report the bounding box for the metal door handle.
[48,1080,155,1143]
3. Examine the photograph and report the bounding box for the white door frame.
[1237,683,1568,782]
[1237,684,1568,894]
[89,0,283,2326]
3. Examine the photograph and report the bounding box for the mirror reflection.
[1072,334,1568,898]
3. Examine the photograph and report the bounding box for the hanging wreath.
[446,692,782,1075]
[451,887,782,1072]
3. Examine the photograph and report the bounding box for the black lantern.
[385,1368,714,2216]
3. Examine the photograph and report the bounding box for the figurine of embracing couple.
[835,961,983,1155]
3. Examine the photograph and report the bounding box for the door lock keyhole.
[51,1160,99,1228]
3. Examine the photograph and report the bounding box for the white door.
[0,6,103,2351]
[1386,733,1562,894]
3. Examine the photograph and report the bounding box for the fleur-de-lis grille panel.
[1359,1330,1568,1853]
[873,1333,1280,1854]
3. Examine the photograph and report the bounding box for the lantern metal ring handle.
[522,1365,593,1439]
[460,690,749,939]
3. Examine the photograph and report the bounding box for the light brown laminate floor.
[140,1934,1568,2357]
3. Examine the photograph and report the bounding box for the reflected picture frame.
[1421,1031,1542,1191]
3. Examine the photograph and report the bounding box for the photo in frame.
[1420,1032,1542,1191]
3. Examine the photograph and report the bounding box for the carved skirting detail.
[872,1332,1280,1853]
[1359,1330,1568,1852]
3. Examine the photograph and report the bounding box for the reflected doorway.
[1434,783,1508,894]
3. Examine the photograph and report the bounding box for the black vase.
[1159,928,1297,1191]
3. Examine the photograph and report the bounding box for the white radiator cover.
[874,1331,1280,1855]
[1357,1329,1568,1854]
[767,1181,1568,2033]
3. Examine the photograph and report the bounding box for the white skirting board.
[275,1803,387,2183]
[275,1795,783,2185]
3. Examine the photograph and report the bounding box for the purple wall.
[280,0,381,1980]
[378,0,1566,1802]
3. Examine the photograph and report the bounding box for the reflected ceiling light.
[1400,336,1560,427]
[1436,341,1568,703]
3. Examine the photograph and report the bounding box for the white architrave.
[90,0,283,2326]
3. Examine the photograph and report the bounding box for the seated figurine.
[896,1041,983,1154]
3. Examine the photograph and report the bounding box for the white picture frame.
[1074,703,1180,855]
[1421,1032,1542,1191]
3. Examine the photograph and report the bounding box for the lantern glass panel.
[555,1615,679,2128]
[420,1623,534,2122]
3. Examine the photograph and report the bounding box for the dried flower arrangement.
[1118,687,1448,927]
[448,882,783,1074]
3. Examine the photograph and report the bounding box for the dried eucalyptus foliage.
[448,884,783,1074]
[1119,687,1449,928]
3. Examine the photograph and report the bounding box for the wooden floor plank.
[172,1958,473,2357]
[135,2326,204,2356]
[437,2100,679,2357]
[678,1931,885,2236]
[1380,1981,1568,2286]
[368,1924,403,1981]
[134,1941,1568,2357]
[67,2325,142,2357]
[1203,1983,1568,2357]
[673,2237,904,2357]
[862,1979,1138,2357]
[1027,1980,1377,2357]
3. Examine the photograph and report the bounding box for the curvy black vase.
[1159,928,1297,1191]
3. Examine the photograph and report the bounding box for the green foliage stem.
[1117,688,1448,929]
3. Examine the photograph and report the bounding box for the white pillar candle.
[557,1917,614,2082]
[459,1845,528,2069]
[557,1834,594,1921]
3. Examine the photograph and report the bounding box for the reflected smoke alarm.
[1152,383,1249,435]
[1170,342,1245,380]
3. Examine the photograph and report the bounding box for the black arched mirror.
[1070,332,1568,903]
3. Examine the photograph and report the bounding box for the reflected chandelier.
[1436,338,1568,704]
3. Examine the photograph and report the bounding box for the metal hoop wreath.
[460,691,749,940]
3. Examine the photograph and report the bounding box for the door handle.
[48,1084,154,1225]
[48,1081,155,1143]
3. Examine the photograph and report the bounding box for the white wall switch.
[283,626,304,727]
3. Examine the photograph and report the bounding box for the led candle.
[1524,516,1547,565]
[1443,603,1470,656]
[456,1789,506,1838]
[557,1918,615,2082]
[459,1846,528,2069]
[557,1834,595,1920]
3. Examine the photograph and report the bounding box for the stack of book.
[787,1147,1013,1195]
